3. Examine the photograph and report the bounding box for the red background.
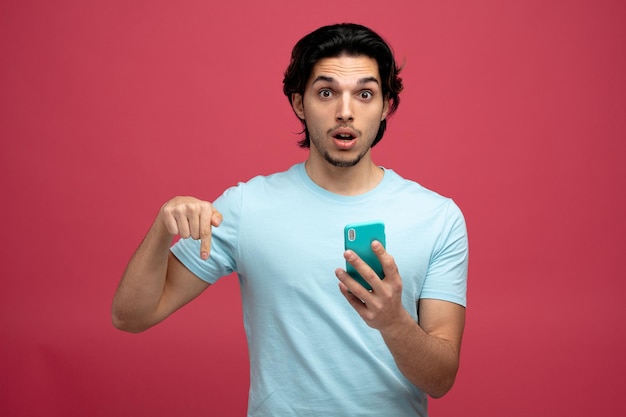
[2,0,625,415]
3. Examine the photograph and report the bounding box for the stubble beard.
[322,149,369,168]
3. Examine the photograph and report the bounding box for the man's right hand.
[160,196,223,260]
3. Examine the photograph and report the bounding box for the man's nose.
[336,94,354,122]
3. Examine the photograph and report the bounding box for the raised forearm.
[379,310,461,398]
[112,197,221,333]
[337,244,465,397]
[112,217,173,332]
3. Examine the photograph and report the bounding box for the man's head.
[283,23,403,148]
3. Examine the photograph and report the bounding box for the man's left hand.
[336,241,408,331]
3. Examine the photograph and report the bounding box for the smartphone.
[344,221,386,290]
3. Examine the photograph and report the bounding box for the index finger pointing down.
[199,205,219,260]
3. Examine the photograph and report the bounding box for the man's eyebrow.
[357,76,380,85]
[311,75,380,86]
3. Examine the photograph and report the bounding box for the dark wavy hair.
[283,23,403,148]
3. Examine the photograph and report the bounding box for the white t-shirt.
[171,163,468,416]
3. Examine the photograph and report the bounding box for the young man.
[113,23,468,416]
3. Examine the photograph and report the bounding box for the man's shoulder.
[246,163,302,184]
[219,163,303,200]
[384,168,450,201]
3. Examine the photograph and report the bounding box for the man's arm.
[336,241,465,398]
[112,197,221,333]
[377,299,465,398]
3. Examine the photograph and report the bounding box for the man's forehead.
[309,55,381,84]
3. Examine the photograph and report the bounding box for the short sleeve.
[419,200,468,307]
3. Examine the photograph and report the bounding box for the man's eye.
[359,91,373,100]
[319,89,333,98]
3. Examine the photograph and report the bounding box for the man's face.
[292,55,390,168]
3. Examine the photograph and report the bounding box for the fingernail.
[201,251,209,260]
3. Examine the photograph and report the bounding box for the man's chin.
[324,154,362,168]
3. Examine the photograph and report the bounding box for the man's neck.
[304,156,384,196]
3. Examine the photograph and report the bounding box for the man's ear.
[292,93,305,119]
[381,96,390,121]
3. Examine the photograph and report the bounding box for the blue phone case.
[344,221,386,290]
